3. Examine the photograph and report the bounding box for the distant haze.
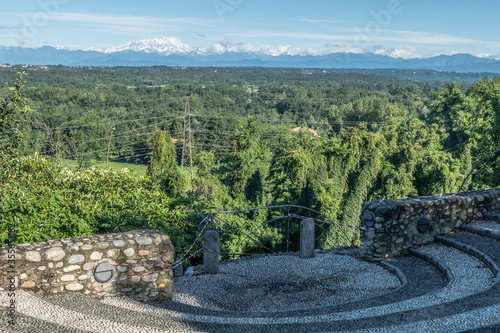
[2,45,500,73]
[2,1,500,60]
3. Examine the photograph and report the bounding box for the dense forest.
[0,65,493,89]
[1,67,499,262]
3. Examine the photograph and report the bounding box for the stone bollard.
[173,258,183,277]
[203,230,219,274]
[300,219,315,259]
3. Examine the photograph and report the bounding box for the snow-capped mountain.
[102,37,194,55]
[2,37,500,73]
[97,37,317,57]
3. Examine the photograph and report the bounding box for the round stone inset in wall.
[418,217,432,233]
[362,211,376,229]
[94,262,115,283]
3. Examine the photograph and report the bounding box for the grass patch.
[60,159,197,179]
[61,158,148,176]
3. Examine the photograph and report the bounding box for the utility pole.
[106,126,115,170]
[181,97,194,179]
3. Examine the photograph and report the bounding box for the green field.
[61,159,197,179]
[61,158,148,176]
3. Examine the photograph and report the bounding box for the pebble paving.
[100,243,494,326]
[0,305,92,332]
[153,254,445,320]
[350,302,500,333]
[173,252,400,312]
[0,291,169,333]
[467,220,500,233]
[3,229,500,332]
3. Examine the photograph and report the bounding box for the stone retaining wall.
[0,230,174,301]
[359,189,500,261]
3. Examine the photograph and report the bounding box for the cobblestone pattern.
[2,235,497,332]
[359,188,500,261]
[155,254,445,320]
[172,252,400,312]
[0,230,174,301]
[0,305,93,333]
[95,240,494,330]
[461,220,500,240]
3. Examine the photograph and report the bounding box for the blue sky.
[2,0,500,58]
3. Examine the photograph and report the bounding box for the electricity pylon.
[181,97,194,179]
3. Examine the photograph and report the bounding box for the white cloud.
[477,53,500,60]
[322,42,443,59]
[295,19,342,24]
[379,30,483,46]
[236,31,356,41]
[235,29,500,48]
[0,25,23,30]
[47,12,216,35]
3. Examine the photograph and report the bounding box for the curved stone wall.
[359,189,500,261]
[0,230,174,301]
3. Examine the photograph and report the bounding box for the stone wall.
[359,189,500,261]
[0,230,174,301]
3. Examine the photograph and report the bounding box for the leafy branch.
[0,72,32,164]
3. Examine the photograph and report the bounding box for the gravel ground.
[152,254,446,320]
[0,291,167,333]
[345,242,499,333]
[173,252,400,312]
[419,243,494,302]
[0,305,93,333]
[350,302,500,333]
[468,220,500,233]
[101,243,494,325]
[2,240,498,332]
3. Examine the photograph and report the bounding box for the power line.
[192,113,386,126]
[28,113,184,133]
[59,147,153,160]
[108,153,152,161]
[37,121,184,156]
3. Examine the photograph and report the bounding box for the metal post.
[203,230,219,274]
[173,258,183,277]
[300,219,315,259]
[287,207,290,253]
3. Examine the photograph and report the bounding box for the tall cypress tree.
[147,130,184,193]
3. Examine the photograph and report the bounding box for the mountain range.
[2,44,500,73]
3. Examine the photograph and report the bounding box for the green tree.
[0,72,31,165]
[229,118,271,200]
[245,170,264,204]
[429,78,500,188]
[147,130,185,193]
